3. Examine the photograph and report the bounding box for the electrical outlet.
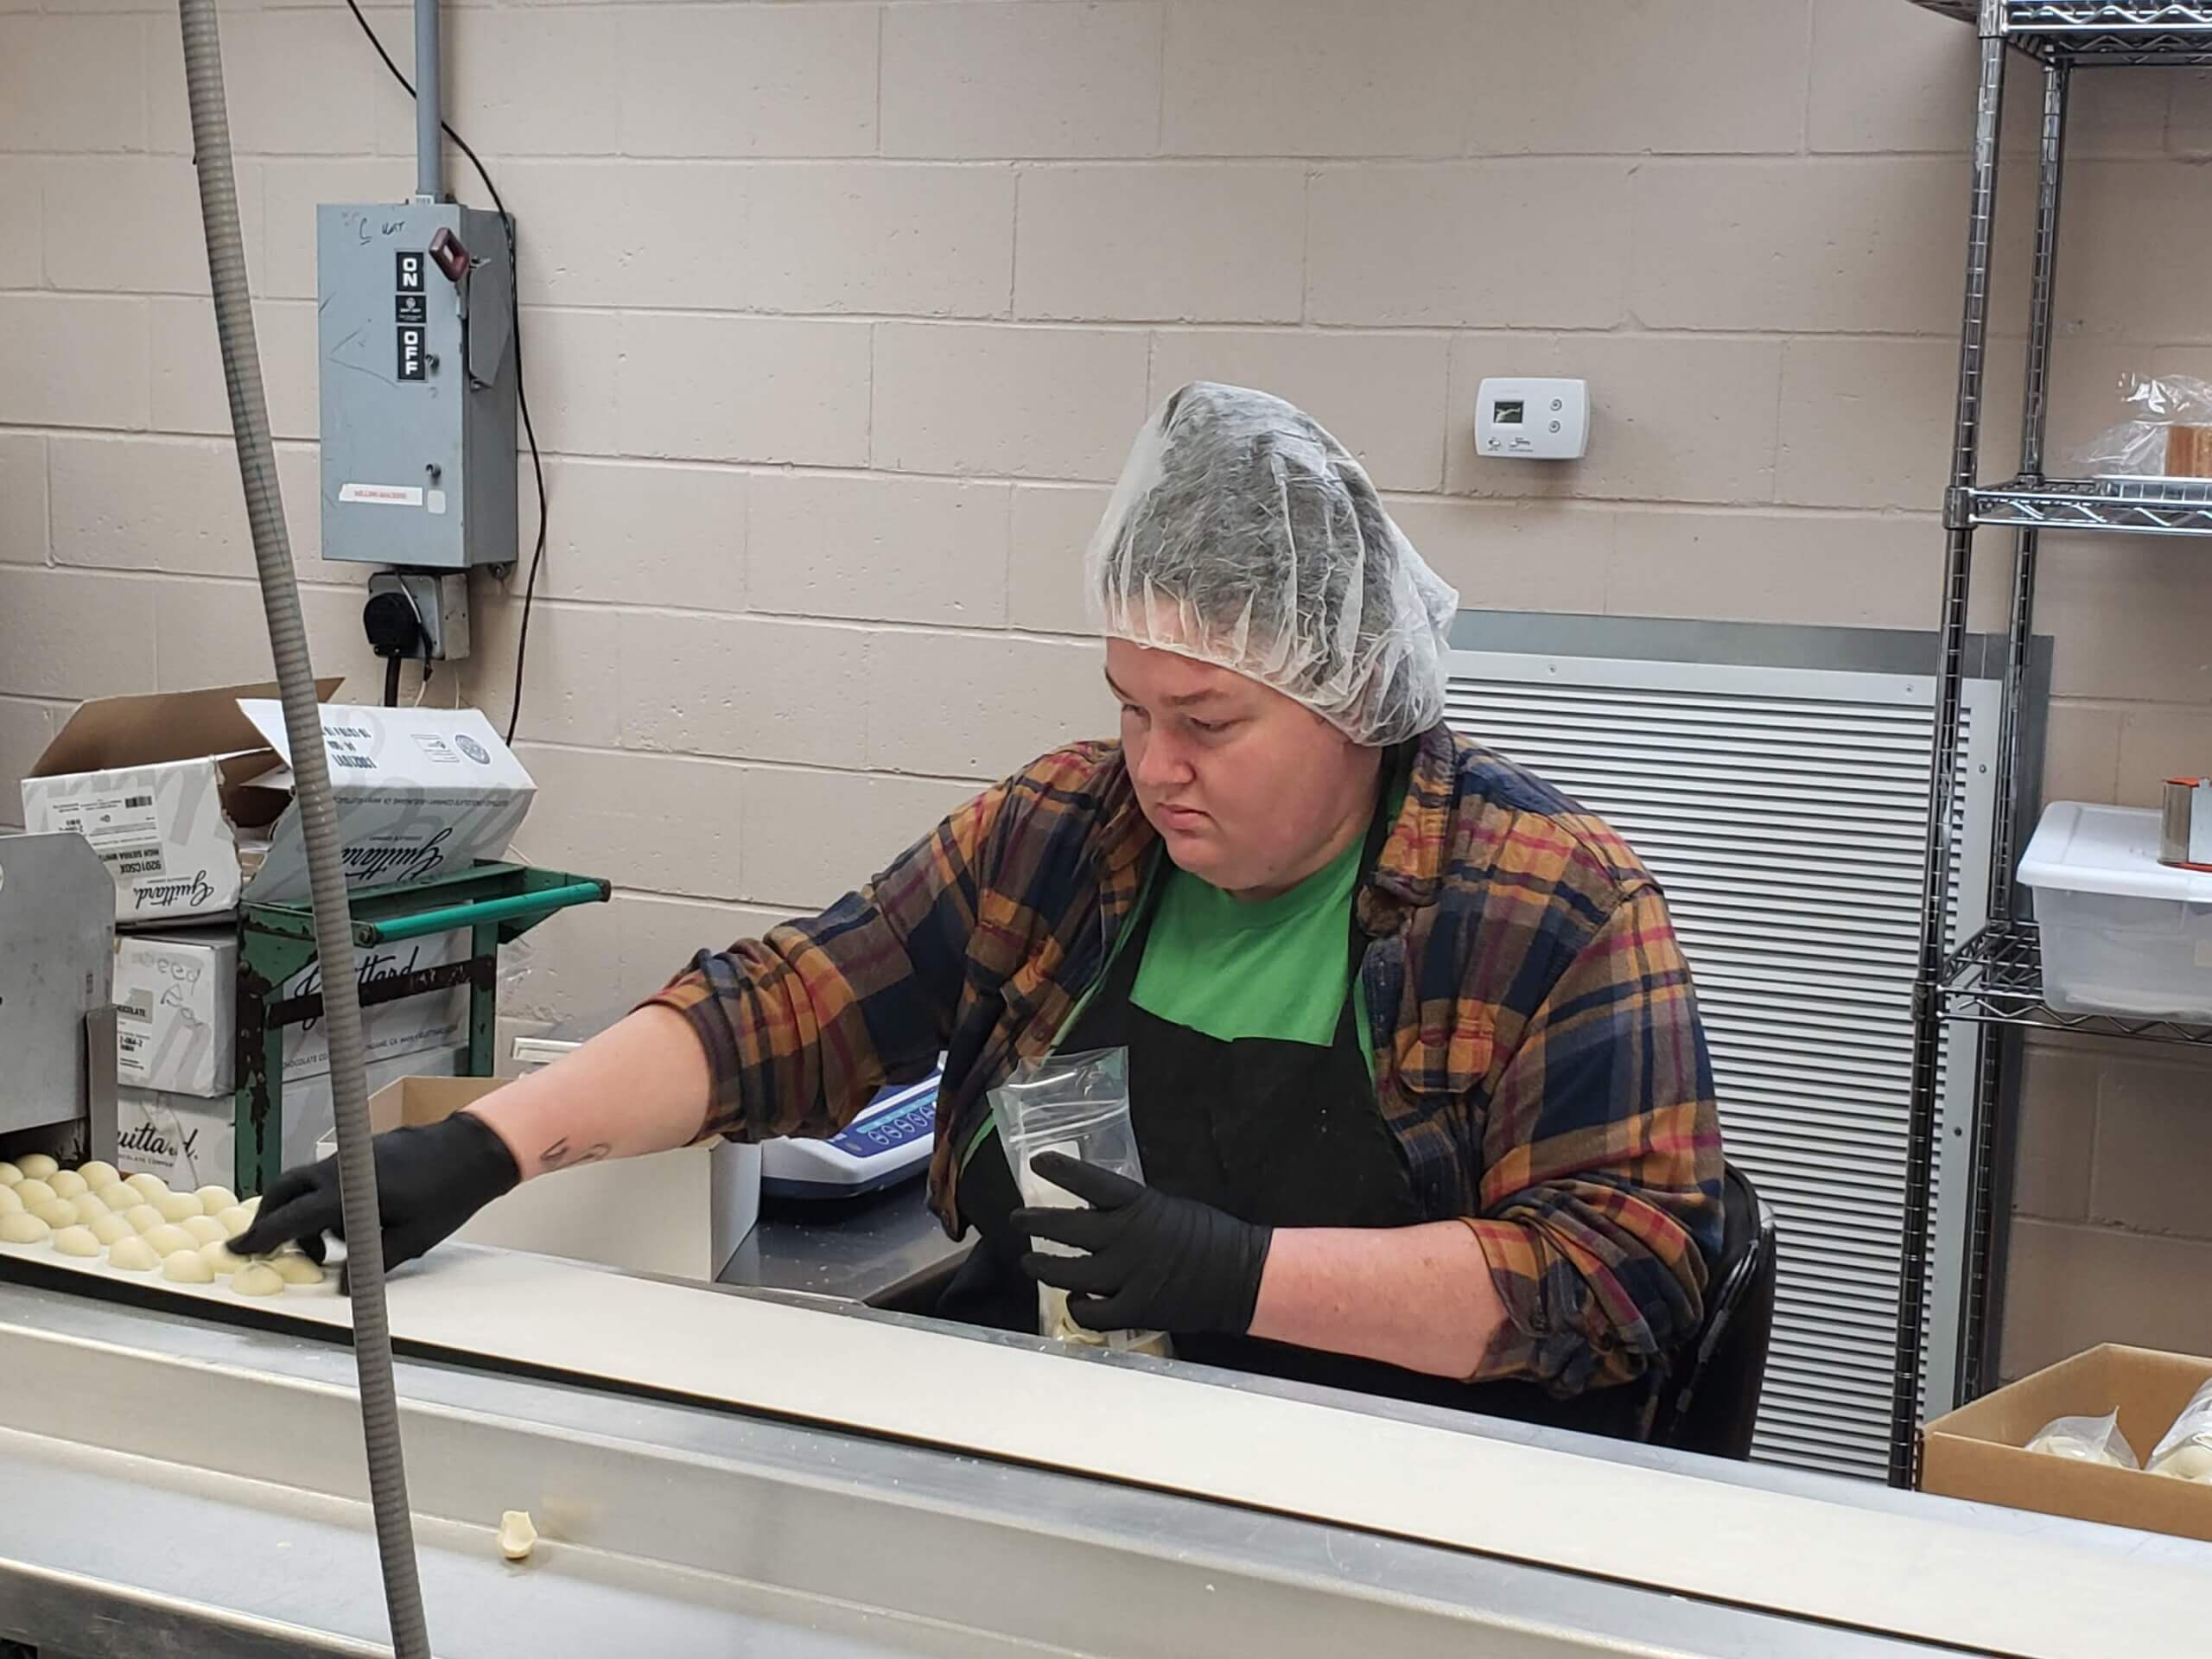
[365,569,471,661]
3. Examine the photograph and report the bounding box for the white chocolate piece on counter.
[141,1224,196,1258]
[12,1179,57,1208]
[51,1225,102,1258]
[156,1191,205,1222]
[181,1215,227,1246]
[122,1204,165,1235]
[70,1192,111,1222]
[0,1212,52,1244]
[124,1172,168,1199]
[107,1236,160,1272]
[89,1213,136,1247]
[16,1154,58,1181]
[270,1251,325,1287]
[200,1241,245,1275]
[194,1185,238,1214]
[77,1160,118,1189]
[30,1199,78,1230]
[215,1205,254,1238]
[497,1510,538,1561]
[0,1186,20,1217]
[162,1248,216,1285]
[0,1162,20,1185]
[232,1263,285,1297]
[47,1169,87,1199]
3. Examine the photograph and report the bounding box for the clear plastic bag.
[2024,1410,2139,1469]
[989,1047,1169,1357]
[499,933,538,1002]
[2074,372,2212,476]
[2147,1378,2212,1483]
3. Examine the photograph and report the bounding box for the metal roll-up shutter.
[1442,616,2005,1479]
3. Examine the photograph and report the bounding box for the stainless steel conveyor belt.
[3,1272,2206,1658]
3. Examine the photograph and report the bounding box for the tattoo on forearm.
[538,1137,612,1173]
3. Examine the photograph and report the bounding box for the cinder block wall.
[2,0,2209,1373]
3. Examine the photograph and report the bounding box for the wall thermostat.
[1475,377,1589,461]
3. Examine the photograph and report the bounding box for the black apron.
[940,804,1650,1440]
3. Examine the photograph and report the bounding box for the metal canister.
[2161,778,2209,868]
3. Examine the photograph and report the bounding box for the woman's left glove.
[1014,1152,1272,1336]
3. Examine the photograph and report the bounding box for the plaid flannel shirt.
[652,721,1724,1394]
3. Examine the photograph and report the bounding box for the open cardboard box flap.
[1923,1344,2212,1543]
[29,679,342,777]
[236,700,536,904]
[237,699,535,791]
[367,1076,749,1281]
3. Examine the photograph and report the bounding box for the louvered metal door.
[1444,617,2000,1479]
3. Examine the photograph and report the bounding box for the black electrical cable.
[343,0,547,747]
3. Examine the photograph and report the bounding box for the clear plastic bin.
[2020,802,2212,1020]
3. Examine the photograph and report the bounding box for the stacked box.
[22,684,537,1188]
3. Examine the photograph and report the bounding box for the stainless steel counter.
[720,1184,968,1307]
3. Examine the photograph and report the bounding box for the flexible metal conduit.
[175,3,432,1651]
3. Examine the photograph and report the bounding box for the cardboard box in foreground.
[363,1076,760,1281]
[1922,1343,2212,1544]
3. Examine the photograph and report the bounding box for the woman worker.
[236,383,1725,1434]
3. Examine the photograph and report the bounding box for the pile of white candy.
[0,1154,322,1297]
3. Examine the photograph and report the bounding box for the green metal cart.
[231,861,608,1193]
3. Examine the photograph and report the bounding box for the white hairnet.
[1084,382,1459,747]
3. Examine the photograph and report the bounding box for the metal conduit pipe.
[175,2,433,1652]
[415,0,443,200]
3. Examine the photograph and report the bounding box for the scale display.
[759,1072,938,1199]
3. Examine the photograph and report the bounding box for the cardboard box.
[21,683,535,924]
[113,925,468,1096]
[2164,423,2212,479]
[118,1046,464,1192]
[362,1075,760,1281]
[115,1087,237,1193]
[1922,1343,2212,1544]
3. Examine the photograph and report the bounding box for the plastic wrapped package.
[989,1048,1169,1357]
[2074,372,2212,477]
[1086,382,1458,747]
[2024,1410,2139,1469]
[2147,1378,2212,1483]
[497,933,542,1010]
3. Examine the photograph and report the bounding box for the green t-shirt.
[1128,828,1365,1053]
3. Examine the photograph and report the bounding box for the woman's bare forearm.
[465,1006,713,1180]
[1249,1221,1507,1379]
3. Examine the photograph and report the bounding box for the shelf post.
[1894,25,2011,1490]
[1956,53,2073,1411]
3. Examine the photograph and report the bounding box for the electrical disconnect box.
[317,200,517,571]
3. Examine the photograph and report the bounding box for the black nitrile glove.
[229,1113,520,1291]
[1014,1152,1272,1336]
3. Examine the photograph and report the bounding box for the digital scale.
[759,1071,938,1200]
